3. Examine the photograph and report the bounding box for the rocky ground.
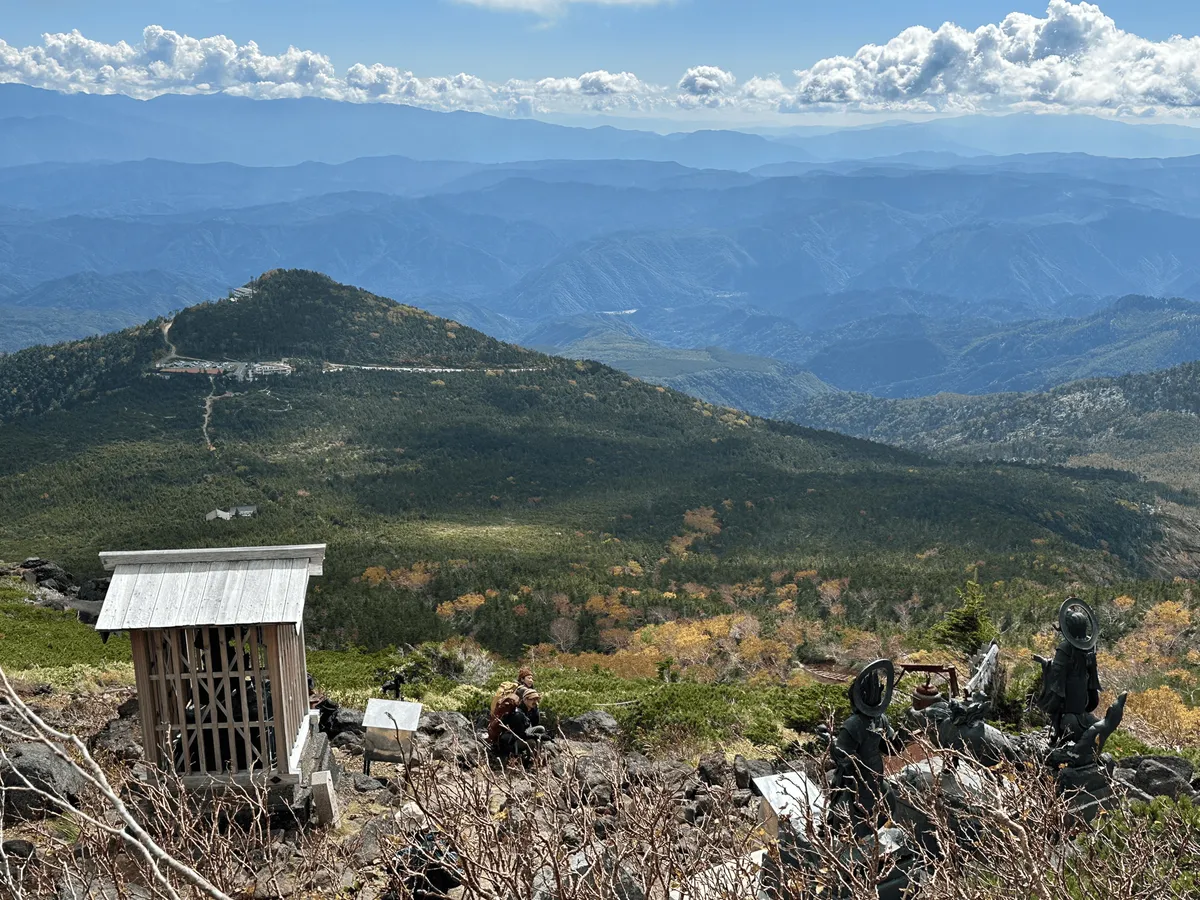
[0,557,110,624]
[5,676,1200,900]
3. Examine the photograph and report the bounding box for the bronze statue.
[829,659,903,838]
[1035,597,1127,766]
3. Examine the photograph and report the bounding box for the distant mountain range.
[4,85,1200,413]
[10,85,1200,168]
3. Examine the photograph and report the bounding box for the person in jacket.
[495,689,546,762]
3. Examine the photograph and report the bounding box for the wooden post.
[130,632,157,766]
[265,625,290,774]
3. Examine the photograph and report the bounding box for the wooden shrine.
[95,544,325,787]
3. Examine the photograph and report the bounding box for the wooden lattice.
[133,625,286,777]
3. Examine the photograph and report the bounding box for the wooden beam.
[265,625,289,775]
[250,627,272,772]
[100,545,326,570]
[130,632,158,766]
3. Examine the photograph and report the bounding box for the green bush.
[930,579,999,656]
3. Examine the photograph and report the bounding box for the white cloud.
[782,1,1200,113]
[677,66,736,108]
[5,5,1200,119]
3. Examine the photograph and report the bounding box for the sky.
[5,1,1200,123]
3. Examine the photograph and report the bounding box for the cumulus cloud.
[782,0,1200,113]
[6,5,1200,118]
[676,66,737,107]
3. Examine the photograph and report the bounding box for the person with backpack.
[492,689,546,763]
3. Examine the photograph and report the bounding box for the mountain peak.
[169,270,540,369]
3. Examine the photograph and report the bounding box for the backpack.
[490,681,519,716]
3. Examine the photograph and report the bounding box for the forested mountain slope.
[789,361,1200,495]
[2,271,1194,652]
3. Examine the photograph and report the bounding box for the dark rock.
[2,838,36,861]
[732,788,754,807]
[697,751,732,788]
[532,848,644,900]
[623,752,654,785]
[331,707,365,736]
[1057,763,1119,825]
[416,710,483,768]
[1,743,87,822]
[116,697,140,719]
[593,813,618,839]
[560,824,583,849]
[78,578,110,604]
[1120,759,1196,801]
[353,774,385,793]
[649,759,693,793]
[89,716,143,762]
[331,732,363,755]
[734,754,775,791]
[574,746,619,807]
[353,820,385,867]
[1116,754,1195,782]
[558,710,620,742]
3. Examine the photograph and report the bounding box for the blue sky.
[6,2,1200,123]
[3,0,1196,84]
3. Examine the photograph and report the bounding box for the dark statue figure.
[1034,597,1127,766]
[829,659,904,838]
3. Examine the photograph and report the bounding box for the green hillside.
[169,271,541,367]
[1,271,1191,656]
[788,361,1200,495]
[529,322,836,418]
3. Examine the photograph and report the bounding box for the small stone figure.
[829,659,903,838]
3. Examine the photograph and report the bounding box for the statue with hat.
[1034,597,1127,765]
[825,659,904,838]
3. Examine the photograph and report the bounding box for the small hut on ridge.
[95,544,325,788]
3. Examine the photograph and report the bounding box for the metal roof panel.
[94,545,325,630]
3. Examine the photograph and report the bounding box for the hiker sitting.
[514,666,536,702]
[494,690,547,762]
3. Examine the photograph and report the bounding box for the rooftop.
[94,544,326,631]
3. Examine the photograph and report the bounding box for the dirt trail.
[160,320,178,362]
[201,377,234,451]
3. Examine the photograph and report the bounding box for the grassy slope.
[0,271,1188,656]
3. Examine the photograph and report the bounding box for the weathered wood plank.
[100,545,325,569]
[130,632,157,766]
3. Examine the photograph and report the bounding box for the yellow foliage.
[1113,594,1136,611]
[362,566,389,587]
[1125,687,1200,750]
[1144,601,1192,629]
[683,507,722,536]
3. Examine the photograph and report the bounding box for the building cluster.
[154,360,293,381]
[205,505,258,521]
